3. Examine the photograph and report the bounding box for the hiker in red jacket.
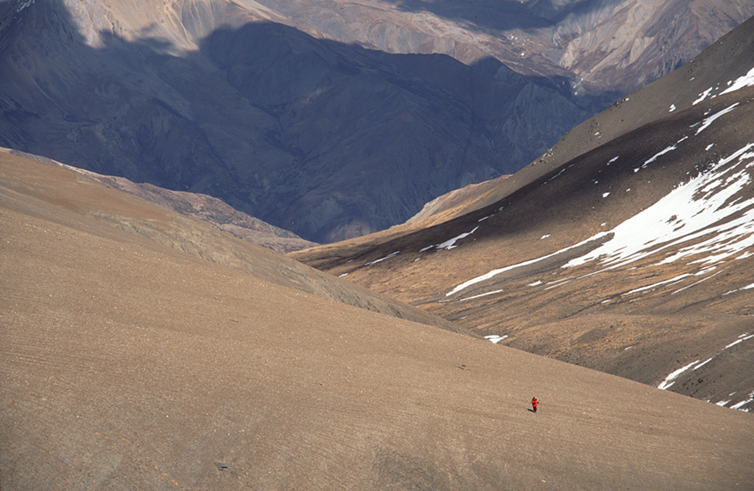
[531,397,538,413]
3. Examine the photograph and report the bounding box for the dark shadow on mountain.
[378,0,552,32]
[379,0,624,32]
[0,0,607,243]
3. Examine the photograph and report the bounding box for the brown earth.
[7,149,317,253]
[3,145,753,489]
[0,149,461,333]
[290,19,754,410]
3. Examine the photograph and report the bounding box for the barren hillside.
[3,143,753,490]
[292,17,754,410]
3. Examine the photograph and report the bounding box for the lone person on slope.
[531,397,538,413]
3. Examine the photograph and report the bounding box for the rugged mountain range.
[2,0,752,243]
[245,0,754,95]
[3,142,753,490]
[292,15,754,411]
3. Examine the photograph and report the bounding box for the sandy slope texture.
[2,141,753,490]
[6,149,317,253]
[0,150,461,333]
[290,19,754,409]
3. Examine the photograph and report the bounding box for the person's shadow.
[527,408,536,413]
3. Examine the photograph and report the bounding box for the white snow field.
[445,131,754,298]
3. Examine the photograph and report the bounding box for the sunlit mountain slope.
[292,16,754,410]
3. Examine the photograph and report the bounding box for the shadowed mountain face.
[0,0,595,243]
[3,146,754,490]
[292,16,754,411]
[2,0,752,243]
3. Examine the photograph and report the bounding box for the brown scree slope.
[2,146,753,489]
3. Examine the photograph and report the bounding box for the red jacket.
[532,398,538,407]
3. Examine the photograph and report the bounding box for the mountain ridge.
[2,0,752,242]
[291,16,754,410]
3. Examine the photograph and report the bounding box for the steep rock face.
[549,0,754,93]
[245,0,754,95]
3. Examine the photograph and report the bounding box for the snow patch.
[564,143,754,272]
[460,289,503,302]
[623,274,692,296]
[693,87,713,105]
[730,390,754,411]
[658,360,699,390]
[694,357,714,370]
[446,233,609,296]
[364,251,399,266]
[720,67,754,95]
[422,226,479,252]
[485,335,508,344]
[643,144,677,167]
[695,103,738,135]
[724,333,754,350]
